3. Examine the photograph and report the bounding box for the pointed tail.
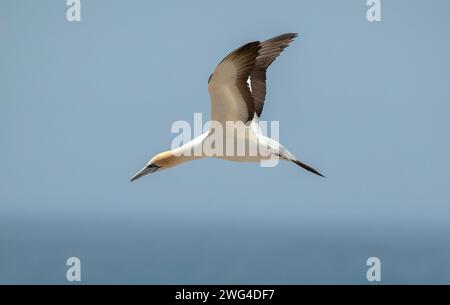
[292,159,325,178]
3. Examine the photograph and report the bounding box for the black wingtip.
[292,160,325,178]
[281,32,298,39]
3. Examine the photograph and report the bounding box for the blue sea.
[1,215,449,284]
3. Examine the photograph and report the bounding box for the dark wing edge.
[250,33,298,117]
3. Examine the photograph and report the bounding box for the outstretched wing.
[250,33,298,117]
[207,33,297,124]
[208,42,261,124]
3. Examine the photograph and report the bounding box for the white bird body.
[170,116,293,163]
[131,33,324,181]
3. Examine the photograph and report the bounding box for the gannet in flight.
[131,33,324,182]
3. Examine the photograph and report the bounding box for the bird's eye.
[147,164,160,171]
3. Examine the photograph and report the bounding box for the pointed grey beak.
[130,164,159,182]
